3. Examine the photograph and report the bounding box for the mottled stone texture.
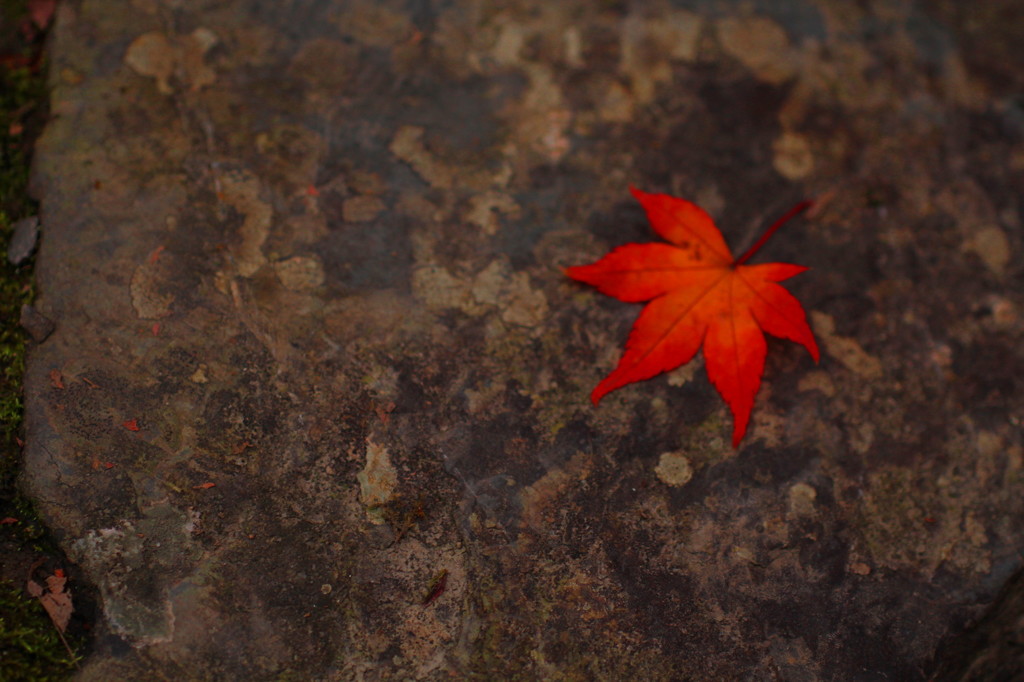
[22,0,1024,679]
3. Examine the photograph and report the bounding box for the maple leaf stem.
[734,200,814,266]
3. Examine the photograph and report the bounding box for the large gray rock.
[23,0,1024,678]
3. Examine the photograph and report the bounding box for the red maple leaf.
[567,187,819,447]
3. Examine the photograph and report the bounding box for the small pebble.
[20,304,55,343]
[7,216,40,265]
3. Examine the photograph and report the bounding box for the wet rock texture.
[22,0,1024,678]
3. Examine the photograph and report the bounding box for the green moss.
[0,0,42,453]
[0,31,42,534]
[0,2,87,678]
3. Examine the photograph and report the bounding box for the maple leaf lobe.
[569,188,818,447]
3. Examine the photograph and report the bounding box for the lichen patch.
[963,225,1010,276]
[654,451,694,487]
[273,256,324,292]
[772,131,815,180]
[357,438,398,523]
[220,170,272,278]
[130,261,175,319]
[124,28,218,94]
[717,16,796,85]
[811,311,883,379]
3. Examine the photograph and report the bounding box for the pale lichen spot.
[654,451,694,487]
[124,28,218,94]
[466,192,520,236]
[343,195,386,223]
[667,356,702,386]
[963,225,1010,276]
[717,16,796,85]
[219,170,272,277]
[811,311,883,379]
[130,261,175,319]
[273,256,324,292]
[358,438,398,523]
[772,131,815,180]
[389,125,455,190]
[787,482,817,517]
[797,370,836,396]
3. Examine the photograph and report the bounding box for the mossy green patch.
[0,580,81,680]
[1,15,42,532]
[1,1,87,678]
[0,14,43,540]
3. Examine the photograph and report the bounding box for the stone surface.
[6,215,39,265]
[21,0,1024,679]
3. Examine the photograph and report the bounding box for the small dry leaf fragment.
[122,418,140,431]
[28,0,56,30]
[193,482,216,490]
[49,369,64,389]
[374,401,396,425]
[27,571,73,633]
[422,569,449,606]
